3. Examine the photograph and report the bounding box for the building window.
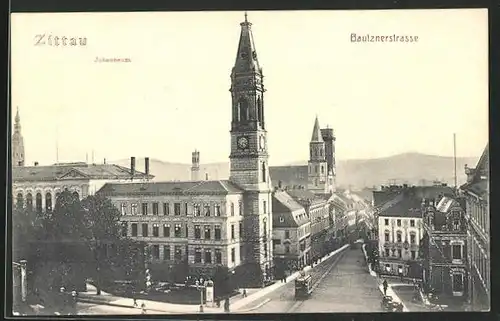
[410,234,416,244]
[239,201,243,215]
[120,203,127,215]
[273,239,281,246]
[452,244,463,260]
[142,223,148,237]
[35,193,42,212]
[263,200,267,214]
[452,273,464,293]
[231,248,236,263]
[152,202,159,215]
[285,230,290,239]
[195,248,202,263]
[385,248,390,257]
[152,245,160,260]
[194,204,201,216]
[14,193,22,208]
[231,203,235,216]
[411,250,416,260]
[174,224,182,237]
[204,205,211,216]
[215,249,222,264]
[163,202,169,215]
[194,225,201,239]
[142,203,148,215]
[410,219,415,227]
[174,203,181,216]
[26,193,33,209]
[263,220,267,237]
[396,232,402,243]
[262,162,266,182]
[163,224,170,237]
[215,204,221,216]
[231,224,235,239]
[163,246,170,260]
[279,217,284,223]
[239,222,243,238]
[397,249,402,258]
[174,246,182,260]
[153,224,159,237]
[131,223,138,237]
[385,231,390,242]
[121,222,128,237]
[205,250,212,264]
[45,192,52,211]
[185,203,188,215]
[285,245,290,253]
[215,225,221,240]
[384,219,389,226]
[264,243,268,258]
[131,203,138,215]
[204,225,211,239]
[397,219,401,227]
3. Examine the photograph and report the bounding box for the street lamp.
[195,278,205,312]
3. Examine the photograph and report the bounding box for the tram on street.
[294,270,313,299]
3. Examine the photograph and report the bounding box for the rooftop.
[272,191,309,228]
[13,163,152,182]
[97,180,243,196]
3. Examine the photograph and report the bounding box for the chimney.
[205,173,209,180]
[130,157,136,177]
[34,161,39,166]
[145,157,150,176]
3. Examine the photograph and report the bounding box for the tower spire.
[233,12,260,74]
[12,106,25,166]
[311,115,323,142]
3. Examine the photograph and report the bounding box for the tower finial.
[244,11,248,23]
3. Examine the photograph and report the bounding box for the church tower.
[229,13,273,283]
[191,150,200,181]
[308,116,329,193]
[12,107,25,167]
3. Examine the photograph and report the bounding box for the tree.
[80,194,123,295]
[212,266,232,299]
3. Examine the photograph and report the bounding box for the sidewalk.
[361,243,409,312]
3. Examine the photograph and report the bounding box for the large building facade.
[421,195,468,307]
[461,144,489,311]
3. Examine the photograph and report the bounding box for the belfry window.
[262,162,266,182]
[238,98,249,121]
[257,97,263,123]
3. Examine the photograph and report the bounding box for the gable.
[58,168,89,180]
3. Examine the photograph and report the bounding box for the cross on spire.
[244,11,248,23]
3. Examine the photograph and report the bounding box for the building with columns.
[12,158,152,211]
[97,14,273,287]
[461,143,489,311]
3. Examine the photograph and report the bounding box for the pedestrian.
[382,279,388,296]
[133,298,138,307]
[242,289,247,298]
[141,302,146,314]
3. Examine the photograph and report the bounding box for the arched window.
[45,192,52,212]
[16,193,23,208]
[314,149,318,157]
[26,193,33,210]
[35,193,42,212]
[55,192,61,204]
[73,191,79,199]
[238,98,249,121]
[262,162,266,182]
[321,166,324,174]
[384,230,390,242]
[257,97,263,123]
[320,149,323,157]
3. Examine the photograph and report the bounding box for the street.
[238,247,383,313]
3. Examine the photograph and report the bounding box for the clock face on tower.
[237,136,249,149]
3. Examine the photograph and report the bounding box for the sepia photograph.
[9,9,489,316]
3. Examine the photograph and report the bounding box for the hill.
[111,153,479,189]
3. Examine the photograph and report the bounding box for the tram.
[294,270,312,299]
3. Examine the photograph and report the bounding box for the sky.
[11,9,488,166]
